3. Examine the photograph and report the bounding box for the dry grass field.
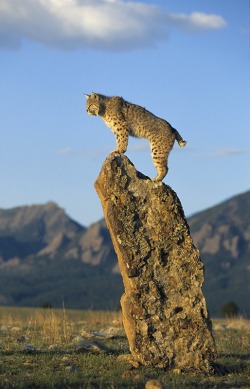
[0,307,250,388]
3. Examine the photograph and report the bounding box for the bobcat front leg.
[114,127,128,154]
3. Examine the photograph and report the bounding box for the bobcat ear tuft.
[92,92,98,99]
[84,93,90,99]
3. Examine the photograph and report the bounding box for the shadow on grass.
[219,353,250,361]
[1,347,126,357]
[184,383,250,388]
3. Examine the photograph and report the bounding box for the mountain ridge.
[0,190,249,316]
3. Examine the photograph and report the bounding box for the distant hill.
[0,202,121,309]
[189,190,250,317]
[0,191,249,316]
[0,202,84,261]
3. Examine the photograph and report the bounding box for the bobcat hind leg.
[151,150,169,181]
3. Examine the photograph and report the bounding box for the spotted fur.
[84,92,186,181]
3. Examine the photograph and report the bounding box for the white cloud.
[167,11,226,31]
[208,148,246,157]
[57,147,77,156]
[0,0,227,51]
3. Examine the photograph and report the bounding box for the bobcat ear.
[84,93,90,99]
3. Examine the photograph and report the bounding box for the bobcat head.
[84,92,106,116]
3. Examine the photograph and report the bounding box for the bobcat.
[84,92,186,181]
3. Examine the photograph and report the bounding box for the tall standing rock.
[95,151,217,372]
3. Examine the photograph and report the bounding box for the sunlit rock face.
[95,151,216,372]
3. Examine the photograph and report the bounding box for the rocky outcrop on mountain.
[0,202,83,241]
[65,219,117,267]
[190,191,250,262]
[95,151,216,371]
[0,202,85,262]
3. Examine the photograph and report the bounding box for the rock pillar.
[94,151,216,372]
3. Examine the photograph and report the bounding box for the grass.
[0,307,250,388]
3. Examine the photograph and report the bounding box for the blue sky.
[0,0,249,226]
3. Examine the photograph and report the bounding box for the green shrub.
[221,301,239,318]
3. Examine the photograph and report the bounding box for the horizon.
[1,187,249,228]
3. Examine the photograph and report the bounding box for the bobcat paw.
[152,167,168,182]
[152,177,163,182]
[152,173,166,182]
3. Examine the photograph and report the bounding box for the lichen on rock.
[95,151,217,372]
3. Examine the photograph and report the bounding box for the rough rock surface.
[95,151,217,372]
